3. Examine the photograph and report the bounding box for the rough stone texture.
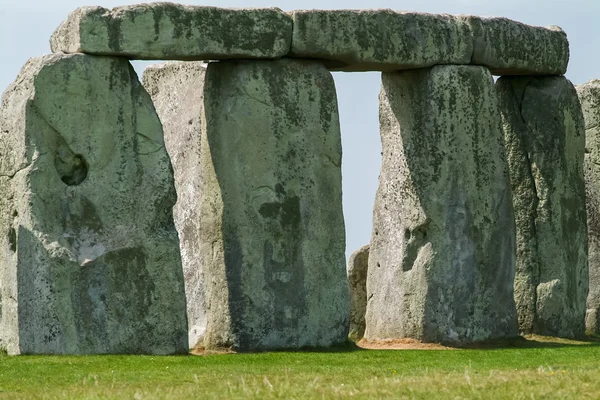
[496,76,588,338]
[576,80,600,333]
[347,244,369,341]
[200,58,349,351]
[0,53,188,355]
[290,10,473,72]
[50,4,292,60]
[142,61,207,349]
[365,65,518,345]
[463,16,569,76]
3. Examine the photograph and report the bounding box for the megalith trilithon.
[0,54,188,355]
[348,245,369,341]
[200,59,349,351]
[142,61,207,349]
[366,65,518,345]
[577,80,600,333]
[496,76,588,338]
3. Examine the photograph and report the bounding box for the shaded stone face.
[366,65,518,345]
[576,80,600,333]
[142,61,207,349]
[50,4,292,60]
[463,16,569,76]
[200,58,349,351]
[0,54,188,355]
[497,76,588,338]
[347,245,369,341]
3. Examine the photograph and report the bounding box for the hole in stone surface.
[8,227,16,252]
[55,154,89,186]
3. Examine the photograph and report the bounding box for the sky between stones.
[1,0,598,259]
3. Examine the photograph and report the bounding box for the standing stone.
[497,76,588,337]
[348,245,369,341]
[462,17,569,76]
[50,4,292,61]
[290,10,472,72]
[142,61,207,349]
[366,66,518,345]
[576,80,600,333]
[0,54,187,355]
[201,59,349,351]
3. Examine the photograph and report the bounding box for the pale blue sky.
[1,1,598,259]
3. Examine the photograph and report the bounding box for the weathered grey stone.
[142,61,207,349]
[50,4,292,60]
[348,244,369,341]
[496,76,587,338]
[576,79,600,334]
[200,58,349,351]
[463,16,569,76]
[290,10,473,72]
[365,65,518,345]
[0,54,187,355]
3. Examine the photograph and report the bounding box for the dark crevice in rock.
[523,150,540,243]
[586,123,600,131]
[7,227,16,252]
[517,81,542,324]
[136,131,162,145]
[55,152,88,186]
[137,147,164,156]
[325,154,341,167]
[0,163,32,179]
[517,78,534,127]
[30,103,90,186]
[287,11,294,56]
[240,86,272,107]
[402,218,431,272]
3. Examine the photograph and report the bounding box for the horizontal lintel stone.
[289,10,569,75]
[464,16,569,75]
[50,3,292,60]
[289,10,473,72]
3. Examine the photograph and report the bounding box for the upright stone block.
[200,59,349,351]
[50,4,292,60]
[142,61,207,349]
[290,10,472,72]
[348,245,369,341]
[497,76,588,337]
[0,54,188,355]
[576,80,600,333]
[366,66,518,345]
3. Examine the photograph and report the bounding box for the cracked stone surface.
[366,65,518,345]
[348,244,369,341]
[142,61,207,349]
[200,59,349,351]
[0,53,188,355]
[497,76,588,338]
[576,80,600,333]
[50,4,292,60]
[463,16,569,75]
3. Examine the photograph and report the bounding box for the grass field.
[1,336,599,399]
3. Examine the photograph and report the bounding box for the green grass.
[1,338,600,399]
